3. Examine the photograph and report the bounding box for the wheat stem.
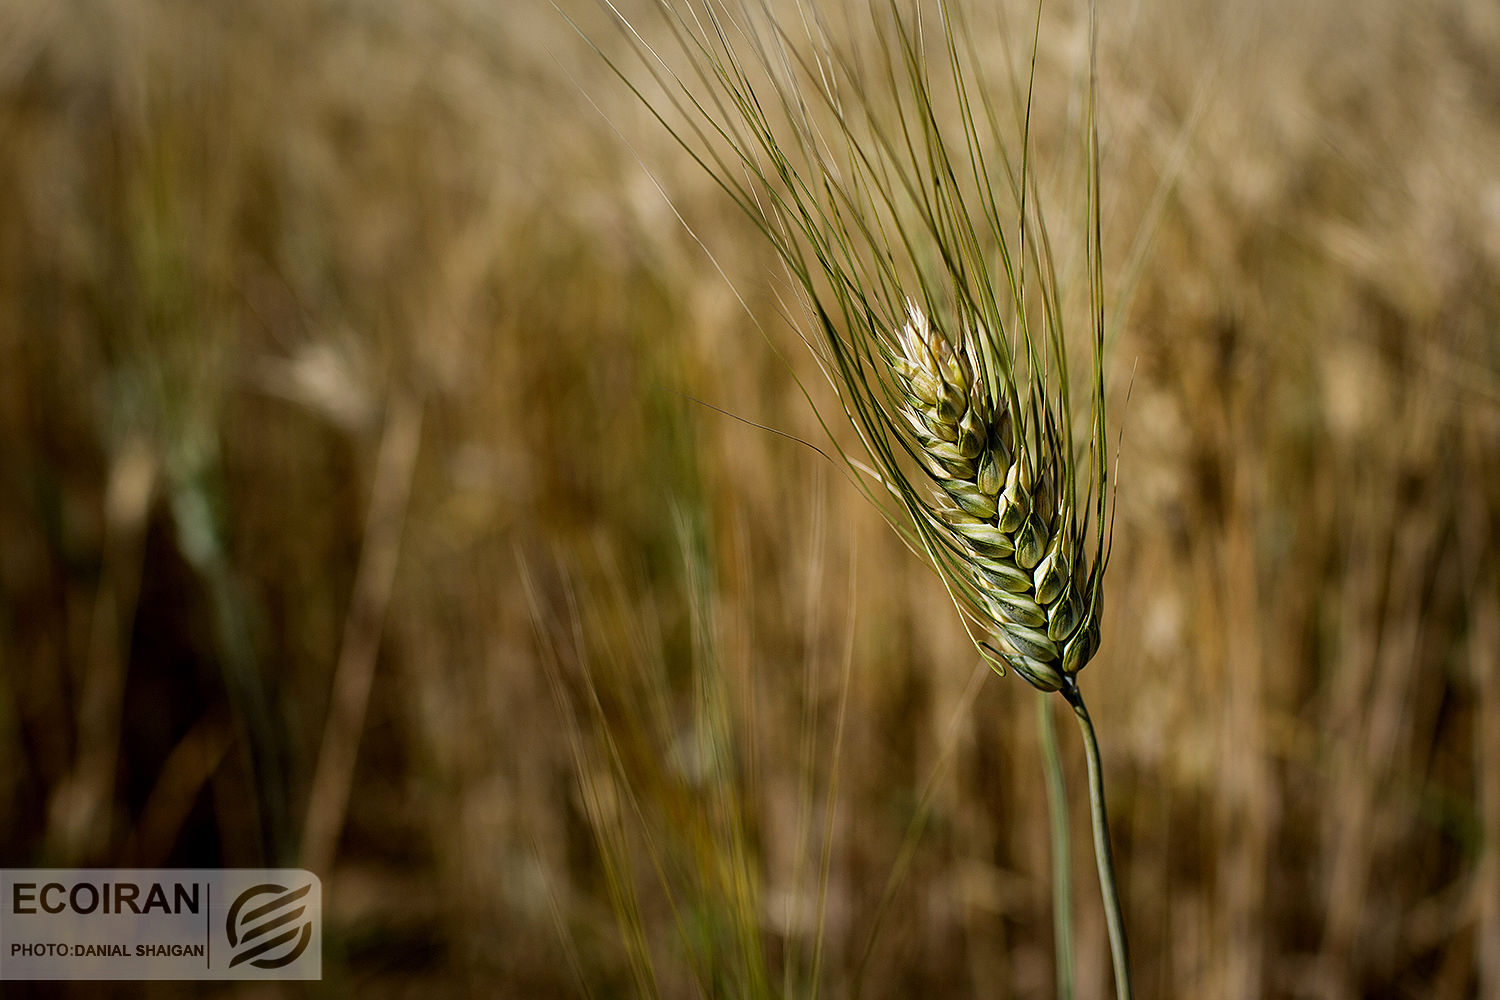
[1063,683,1132,1000]
[1037,690,1076,1000]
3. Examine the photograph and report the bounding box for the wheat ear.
[581,0,1130,994]
[891,300,1100,691]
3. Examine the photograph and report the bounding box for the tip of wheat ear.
[893,301,1100,691]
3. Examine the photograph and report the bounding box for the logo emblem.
[225,882,313,969]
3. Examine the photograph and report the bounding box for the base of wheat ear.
[890,301,1100,693]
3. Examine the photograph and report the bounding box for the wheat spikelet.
[891,300,1099,692]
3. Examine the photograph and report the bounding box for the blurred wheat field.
[1,0,1498,997]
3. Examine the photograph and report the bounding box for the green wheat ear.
[576,0,1111,688]
[582,0,1129,995]
[890,296,1102,692]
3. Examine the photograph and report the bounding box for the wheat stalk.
[582,0,1130,995]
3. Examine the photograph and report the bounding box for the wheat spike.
[584,1,1128,990]
[891,301,1099,693]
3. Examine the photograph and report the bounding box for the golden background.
[1,1,1497,996]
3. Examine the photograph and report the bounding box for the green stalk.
[1037,690,1075,1000]
[1062,683,1132,1000]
